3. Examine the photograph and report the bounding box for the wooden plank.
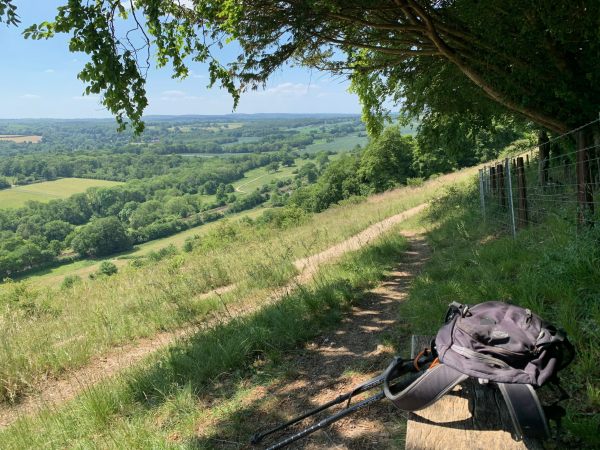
[405,335,543,450]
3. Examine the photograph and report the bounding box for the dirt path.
[235,174,267,193]
[0,204,427,429]
[198,232,431,449]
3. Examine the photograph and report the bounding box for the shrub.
[60,275,82,289]
[406,177,425,187]
[98,261,118,276]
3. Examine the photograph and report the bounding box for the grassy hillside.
[15,207,269,287]
[3,160,595,448]
[0,178,122,208]
[0,168,475,407]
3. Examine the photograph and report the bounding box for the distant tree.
[297,163,319,183]
[0,177,10,190]
[71,216,132,257]
[129,200,162,228]
[267,162,280,173]
[43,220,75,242]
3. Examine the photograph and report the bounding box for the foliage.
[358,126,416,191]
[401,185,600,448]
[3,1,598,134]
[411,114,531,175]
[70,217,132,257]
[97,261,118,276]
[0,177,10,190]
[60,274,81,289]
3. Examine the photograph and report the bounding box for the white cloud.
[189,70,205,79]
[159,90,202,101]
[44,69,55,73]
[21,94,41,99]
[72,95,101,102]
[258,82,321,97]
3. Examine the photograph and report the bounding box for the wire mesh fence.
[478,117,600,236]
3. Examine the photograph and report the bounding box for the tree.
[70,216,132,257]
[0,177,10,190]
[267,161,280,173]
[43,220,75,242]
[2,1,597,134]
[358,126,416,191]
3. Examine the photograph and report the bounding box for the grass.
[0,223,409,449]
[397,184,600,449]
[0,178,122,209]
[11,207,269,287]
[0,165,477,405]
[304,133,368,154]
[232,159,309,193]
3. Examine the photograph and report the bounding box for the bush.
[60,275,81,289]
[182,240,194,253]
[406,177,425,187]
[98,261,118,276]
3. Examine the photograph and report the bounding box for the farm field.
[0,178,122,209]
[0,134,42,143]
[233,159,309,193]
[304,132,368,153]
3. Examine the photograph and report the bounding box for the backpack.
[383,301,575,440]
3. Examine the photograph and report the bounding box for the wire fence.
[478,117,600,236]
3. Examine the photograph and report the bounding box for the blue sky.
[0,1,362,119]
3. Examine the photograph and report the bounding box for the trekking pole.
[264,391,386,450]
[250,373,385,445]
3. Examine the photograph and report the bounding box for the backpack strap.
[497,382,550,440]
[383,360,468,411]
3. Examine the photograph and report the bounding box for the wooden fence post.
[576,128,594,225]
[490,166,497,196]
[516,157,528,227]
[497,163,506,207]
[526,154,530,168]
[538,130,550,186]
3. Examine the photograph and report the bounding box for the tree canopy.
[2,1,598,134]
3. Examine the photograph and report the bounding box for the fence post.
[490,166,497,196]
[497,163,506,207]
[538,130,550,186]
[526,154,530,168]
[516,157,529,227]
[576,128,594,225]
[505,159,517,238]
[479,169,486,221]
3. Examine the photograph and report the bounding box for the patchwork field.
[0,134,42,143]
[0,178,122,208]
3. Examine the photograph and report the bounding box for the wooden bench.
[405,336,543,450]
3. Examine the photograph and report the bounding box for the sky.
[0,1,362,119]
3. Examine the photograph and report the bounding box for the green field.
[233,159,309,193]
[304,132,369,153]
[0,178,122,209]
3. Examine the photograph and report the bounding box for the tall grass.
[399,184,600,448]
[0,168,475,405]
[0,229,408,448]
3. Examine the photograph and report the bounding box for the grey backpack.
[383,301,574,440]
